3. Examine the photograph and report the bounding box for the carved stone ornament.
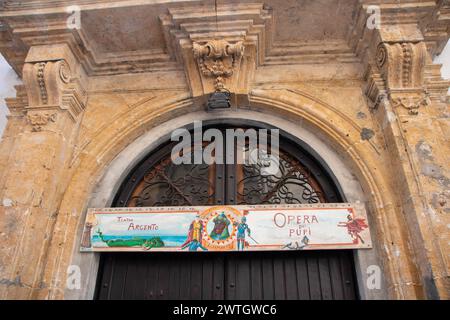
[193,40,244,92]
[24,60,74,107]
[26,112,57,131]
[37,62,48,105]
[390,93,429,115]
[22,44,87,125]
[375,41,428,115]
[59,60,71,84]
[376,44,387,69]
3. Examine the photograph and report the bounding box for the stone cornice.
[420,0,450,57]
[0,0,448,79]
[0,0,186,13]
[350,0,449,61]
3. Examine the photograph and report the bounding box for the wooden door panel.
[250,257,263,300]
[212,256,225,300]
[178,256,192,300]
[284,256,299,300]
[190,257,203,299]
[219,251,356,300]
[201,257,214,299]
[295,256,311,300]
[97,251,357,300]
[167,256,181,299]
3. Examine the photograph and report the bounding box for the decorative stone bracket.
[22,44,87,131]
[160,3,272,105]
[371,41,430,115]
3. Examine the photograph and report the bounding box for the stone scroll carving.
[23,60,73,107]
[375,41,429,115]
[22,46,87,131]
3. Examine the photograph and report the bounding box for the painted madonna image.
[209,212,231,240]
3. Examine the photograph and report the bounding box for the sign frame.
[80,203,372,252]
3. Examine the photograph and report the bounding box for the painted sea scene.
[81,211,199,251]
[92,234,187,248]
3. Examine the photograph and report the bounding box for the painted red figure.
[338,215,368,244]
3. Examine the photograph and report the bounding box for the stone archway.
[40,90,415,300]
[29,90,415,298]
[95,122,357,300]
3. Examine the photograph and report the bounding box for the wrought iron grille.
[127,156,214,207]
[115,126,339,207]
[237,149,325,205]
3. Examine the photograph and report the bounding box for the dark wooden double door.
[96,129,358,300]
[97,251,356,300]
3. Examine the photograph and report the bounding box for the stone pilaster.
[0,44,87,299]
[364,24,449,299]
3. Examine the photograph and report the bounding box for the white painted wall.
[0,54,21,137]
[0,40,449,138]
[434,40,450,85]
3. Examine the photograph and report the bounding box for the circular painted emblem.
[200,206,241,250]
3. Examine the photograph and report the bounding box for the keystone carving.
[193,40,244,92]
[160,3,272,100]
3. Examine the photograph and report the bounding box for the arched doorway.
[95,125,358,300]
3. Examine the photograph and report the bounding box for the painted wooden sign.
[80,203,372,252]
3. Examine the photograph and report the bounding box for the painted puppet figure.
[234,216,251,250]
[338,215,368,244]
[182,217,208,251]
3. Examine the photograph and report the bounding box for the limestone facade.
[0,0,449,299]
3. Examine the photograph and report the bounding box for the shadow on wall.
[0,54,22,138]
[0,39,449,138]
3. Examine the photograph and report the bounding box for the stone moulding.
[36,62,48,105]
[364,66,387,112]
[1,0,448,78]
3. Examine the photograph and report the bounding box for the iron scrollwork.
[126,143,326,207]
[128,156,214,207]
[237,149,324,205]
